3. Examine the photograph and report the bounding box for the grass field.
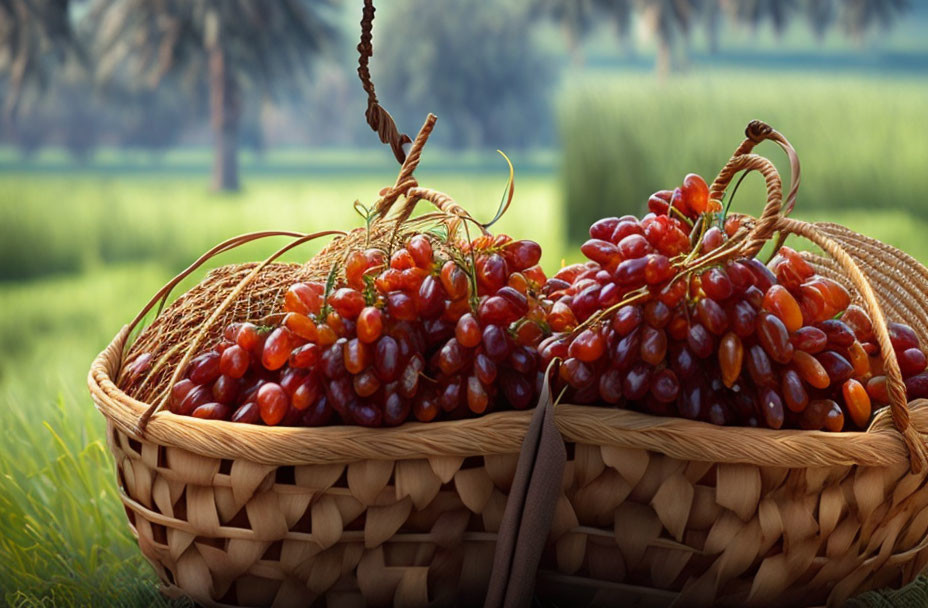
[558,70,928,242]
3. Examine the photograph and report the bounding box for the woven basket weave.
[89,121,928,607]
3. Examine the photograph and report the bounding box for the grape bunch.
[541,173,927,431]
[169,233,550,427]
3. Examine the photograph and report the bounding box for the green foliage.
[0,169,568,281]
[376,0,555,149]
[558,70,928,242]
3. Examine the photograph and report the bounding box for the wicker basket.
[89,122,928,607]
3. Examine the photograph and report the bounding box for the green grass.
[558,70,928,242]
[0,264,192,606]
[0,170,570,282]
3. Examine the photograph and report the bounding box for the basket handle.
[357,0,411,164]
[709,121,801,258]
[777,216,928,473]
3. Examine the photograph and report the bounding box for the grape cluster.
[165,172,927,431]
[541,174,927,431]
[169,233,549,427]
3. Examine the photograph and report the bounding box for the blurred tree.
[87,0,337,191]
[0,0,80,119]
[528,0,601,64]
[378,0,553,149]
[723,0,798,37]
[804,0,836,41]
[638,0,700,80]
[840,0,909,42]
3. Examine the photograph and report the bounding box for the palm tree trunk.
[656,35,671,82]
[209,46,240,192]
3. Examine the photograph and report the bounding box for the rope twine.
[357,0,411,164]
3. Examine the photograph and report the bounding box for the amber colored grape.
[718,332,743,388]
[439,261,469,301]
[847,342,871,377]
[569,329,606,363]
[356,307,383,344]
[841,305,873,342]
[291,375,320,410]
[192,402,230,420]
[284,312,317,341]
[235,323,260,351]
[841,379,871,428]
[824,402,845,432]
[315,324,338,346]
[756,312,794,364]
[219,345,249,379]
[413,391,440,422]
[763,285,803,333]
[407,235,433,268]
[261,327,292,371]
[548,301,578,333]
[287,343,317,369]
[257,383,288,425]
[866,375,889,403]
[466,376,490,413]
[792,351,831,389]
[681,173,710,213]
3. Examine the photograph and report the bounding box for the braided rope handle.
[709,121,801,258]
[357,0,411,164]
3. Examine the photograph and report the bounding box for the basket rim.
[89,326,928,469]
